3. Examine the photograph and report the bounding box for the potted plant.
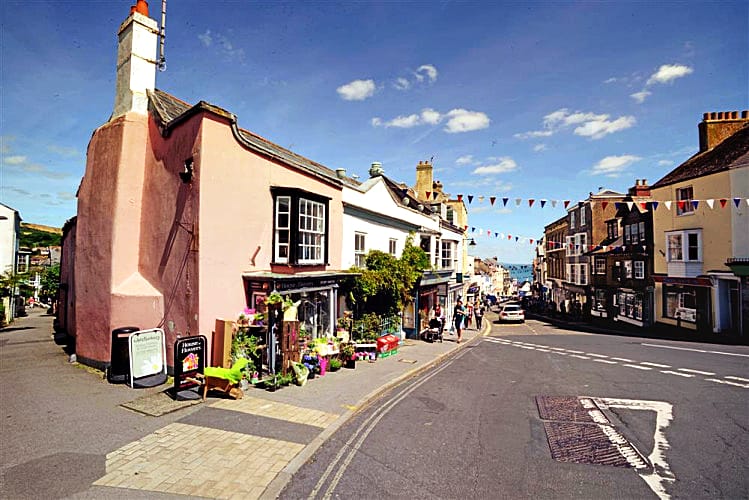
[328,358,342,372]
[340,343,356,369]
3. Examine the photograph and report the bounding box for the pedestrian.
[465,303,473,329]
[432,303,445,335]
[474,302,484,330]
[453,299,466,343]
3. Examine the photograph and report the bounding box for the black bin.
[108,326,140,384]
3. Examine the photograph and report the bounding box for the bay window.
[272,188,329,266]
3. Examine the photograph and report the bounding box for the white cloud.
[533,144,547,152]
[3,155,27,165]
[198,29,244,61]
[517,108,635,140]
[574,115,636,139]
[394,77,411,91]
[472,157,517,175]
[630,90,652,104]
[372,107,489,133]
[416,64,438,82]
[456,155,474,165]
[444,109,490,133]
[198,30,212,47]
[603,77,619,84]
[337,79,376,101]
[591,155,641,176]
[647,64,693,85]
[657,159,675,167]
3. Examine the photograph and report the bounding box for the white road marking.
[676,368,715,376]
[725,376,749,383]
[535,348,551,352]
[642,343,749,358]
[567,350,584,354]
[570,354,590,360]
[587,353,609,358]
[549,347,567,351]
[660,370,693,378]
[624,364,652,370]
[594,359,618,364]
[599,424,648,469]
[520,346,536,350]
[611,357,634,362]
[706,378,749,389]
[641,362,671,368]
[594,397,675,500]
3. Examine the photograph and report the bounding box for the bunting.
[528,199,535,208]
[490,196,496,206]
[502,197,509,206]
[540,199,547,208]
[457,194,463,202]
[601,201,609,210]
[468,195,474,204]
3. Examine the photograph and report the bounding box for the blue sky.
[1,1,747,263]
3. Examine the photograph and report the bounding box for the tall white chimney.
[113,1,158,118]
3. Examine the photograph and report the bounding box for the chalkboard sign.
[173,336,207,400]
[127,328,167,388]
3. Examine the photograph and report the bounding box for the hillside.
[19,223,62,248]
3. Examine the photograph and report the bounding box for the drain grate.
[537,395,649,470]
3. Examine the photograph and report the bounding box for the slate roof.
[148,89,343,186]
[653,123,749,188]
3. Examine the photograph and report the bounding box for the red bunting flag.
[677,200,686,211]
[601,201,608,210]
[530,239,534,244]
[490,196,496,206]
[426,191,431,200]
[640,202,648,210]
[457,194,463,202]
[528,199,535,207]
[464,225,468,231]
[563,200,570,209]
[508,234,512,240]
[719,198,728,208]
[487,230,491,236]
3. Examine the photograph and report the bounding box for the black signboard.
[172,335,207,400]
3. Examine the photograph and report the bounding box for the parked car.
[498,304,525,323]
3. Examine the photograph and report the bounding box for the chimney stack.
[113,1,158,119]
[414,159,433,202]
[698,110,749,152]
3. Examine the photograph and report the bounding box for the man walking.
[474,301,484,330]
[453,299,466,344]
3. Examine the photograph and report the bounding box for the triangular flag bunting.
[626,201,634,211]
[601,201,608,210]
[677,200,686,211]
[468,195,474,204]
[706,199,714,209]
[640,202,648,211]
[528,199,535,207]
[515,198,522,206]
[487,230,491,236]
[530,239,534,244]
[664,201,672,210]
[651,201,659,210]
[426,191,431,200]
[540,199,547,208]
[502,197,509,206]
[479,195,485,202]
[563,200,570,209]
[495,232,500,238]
[457,194,463,202]
[508,234,512,240]
[614,202,622,210]
[733,198,741,208]
[471,227,475,233]
[515,236,519,242]
[490,196,496,206]
[719,198,727,208]
[464,225,468,231]
[691,200,699,210]
[551,200,557,208]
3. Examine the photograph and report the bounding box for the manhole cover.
[537,395,648,470]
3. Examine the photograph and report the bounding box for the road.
[280,318,749,499]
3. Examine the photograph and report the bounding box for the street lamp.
[469,238,477,246]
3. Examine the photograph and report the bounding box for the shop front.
[654,276,712,333]
[410,270,453,339]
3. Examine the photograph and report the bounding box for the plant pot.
[345,359,356,369]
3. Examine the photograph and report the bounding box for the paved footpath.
[1,310,489,499]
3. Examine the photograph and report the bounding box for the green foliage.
[343,234,430,317]
[328,358,342,371]
[0,271,28,298]
[40,265,60,303]
[19,226,61,248]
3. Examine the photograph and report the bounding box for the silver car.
[498,304,525,323]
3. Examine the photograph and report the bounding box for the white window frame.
[676,186,694,216]
[389,238,397,256]
[594,257,606,275]
[580,207,586,227]
[298,198,325,264]
[666,230,702,262]
[274,196,291,263]
[355,232,367,268]
[441,240,454,270]
[570,211,576,229]
[634,260,645,279]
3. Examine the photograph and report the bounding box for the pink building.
[60,2,347,370]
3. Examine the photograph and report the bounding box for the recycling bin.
[107,326,140,383]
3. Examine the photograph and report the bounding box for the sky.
[1,1,747,264]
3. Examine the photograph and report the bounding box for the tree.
[345,234,430,317]
[39,265,60,305]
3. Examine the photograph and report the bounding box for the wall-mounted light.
[179,158,194,184]
[469,238,477,246]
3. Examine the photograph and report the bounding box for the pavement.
[0,308,491,500]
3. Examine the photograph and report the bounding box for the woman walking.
[453,299,466,343]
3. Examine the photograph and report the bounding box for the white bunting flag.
[706,199,715,209]
[626,201,634,211]
[551,200,558,208]
[664,201,672,211]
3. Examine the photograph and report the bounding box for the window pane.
[667,234,682,261]
[688,233,699,260]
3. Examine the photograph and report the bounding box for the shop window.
[618,291,643,320]
[634,261,645,279]
[355,232,366,268]
[594,289,607,311]
[579,264,587,285]
[623,260,633,279]
[272,188,329,266]
[677,186,694,215]
[664,286,696,321]
[389,238,397,256]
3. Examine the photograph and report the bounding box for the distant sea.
[500,262,533,283]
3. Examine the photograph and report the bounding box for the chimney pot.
[731,111,738,119]
[718,111,724,120]
[703,112,710,120]
[743,111,749,119]
[710,112,717,120]
[133,0,149,16]
[335,168,346,179]
[642,178,647,185]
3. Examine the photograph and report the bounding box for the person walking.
[432,303,445,335]
[453,299,466,343]
[465,303,473,329]
[474,301,484,330]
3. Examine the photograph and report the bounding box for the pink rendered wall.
[58,220,76,337]
[195,114,343,342]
